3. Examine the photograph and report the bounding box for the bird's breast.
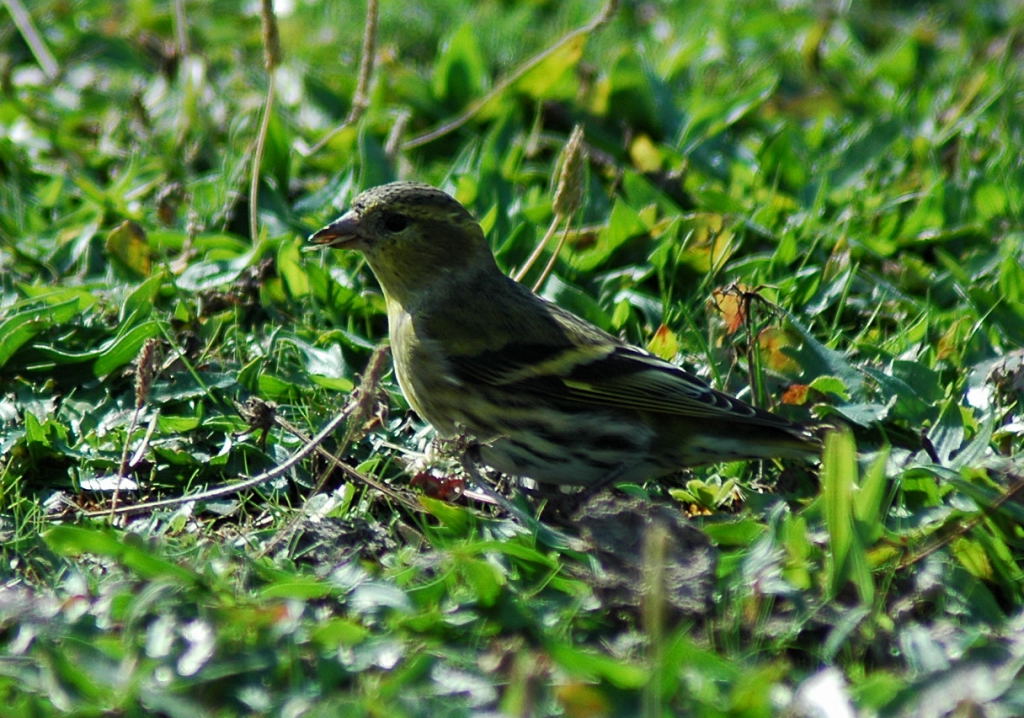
[388,305,462,435]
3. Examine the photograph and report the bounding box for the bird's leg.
[459,443,512,500]
[461,441,494,486]
[459,444,542,524]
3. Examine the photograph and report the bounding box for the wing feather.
[437,286,798,429]
[448,342,793,427]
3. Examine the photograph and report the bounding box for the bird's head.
[309,182,498,301]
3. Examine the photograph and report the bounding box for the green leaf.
[357,126,393,189]
[826,119,902,194]
[853,447,890,544]
[514,34,585,99]
[539,275,611,330]
[277,240,310,297]
[808,375,851,401]
[951,537,992,581]
[974,183,1008,220]
[105,220,152,277]
[312,618,369,647]
[44,525,201,586]
[260,575,334,599]
[0,309,49,369]
[571,199,647,273]
[17,286,99,316]
[177,251,256,292]
[93,320,162,376]
[433,23,487,109]
[420,496,474,534]
[548,643,648,689]
[949,410,995,470]
[257,373,304,402]
[460,557,504,606]
[0,296,91,368]
[122,272,166,322]
[158,414,202,432]
[700,518,766,547]
[822,427,873,603]
[468,540,559,569]
[646,323,679,360]
[777,306,864,394]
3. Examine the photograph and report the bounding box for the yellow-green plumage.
[311,182,818,486]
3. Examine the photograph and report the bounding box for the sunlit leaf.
[647,323,679,360]
[105,220,153,277]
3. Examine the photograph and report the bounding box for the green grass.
[2,0,1024,715]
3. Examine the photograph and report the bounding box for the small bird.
[310,182,818,488]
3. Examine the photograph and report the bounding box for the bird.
[309,181,818,488]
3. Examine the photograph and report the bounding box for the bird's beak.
[308,212,362,249]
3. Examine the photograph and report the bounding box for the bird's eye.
[382,212,409,232]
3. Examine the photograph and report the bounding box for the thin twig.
[248,0,281,242]
[516,124,586,289]
[173,0,189,57]
[532,216,572,292]
[110,339,160,517]
[348,0,379,121]
[260,347,420,554]
[3,0,58,79]
[84,403,350,518]
[384,110,411,160]
[303,0,380,156]
[897,470,1024,570]
[248,78,276,242]
[129,409,161,467]
[402,0,618,150]
[512,219,560,284]
[109,404,143,517]
[84,348,420,518]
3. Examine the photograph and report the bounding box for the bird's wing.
[448,339,793,426]
[433,281,795,427]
